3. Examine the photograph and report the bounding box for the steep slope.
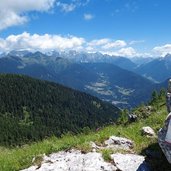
[0,55,23,73]
[135,54,171,82]
[108,56,136,71]
[130,57,154,65]
[0,74,119,146]
[0,54,57,81]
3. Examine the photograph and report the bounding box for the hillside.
[134,54,171,83]
[56,63,156,108]
[0,74,120,146]
[0,89,170,171]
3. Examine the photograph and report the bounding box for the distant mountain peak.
[7,50,31,57]
[164,53,171,60]
[165,53,171,57]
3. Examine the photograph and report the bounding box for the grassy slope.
[0,101,170,171]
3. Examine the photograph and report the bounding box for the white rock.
[111,153,145,171]
[142,126,156,137]
[146,106,152,111]
[90,141,100,151]
[21,149,117,171]
[104,136,134,150]
[21,166,38,171]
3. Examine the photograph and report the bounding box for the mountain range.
[0,50,169,108]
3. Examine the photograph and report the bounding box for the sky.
[0,0,171,57]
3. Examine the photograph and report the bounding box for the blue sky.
[0,0,171,57]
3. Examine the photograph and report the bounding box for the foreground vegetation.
[0,95,170,170]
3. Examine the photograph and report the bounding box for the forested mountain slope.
[0,74,120,146]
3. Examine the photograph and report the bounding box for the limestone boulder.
[111,153,151,171]
[142,126,156,137]
[21,149,117,171]
[104,136,134,150]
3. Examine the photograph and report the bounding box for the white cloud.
[57,0,90,13]
[117,47,137,57]
[86,46,94,51]
[0,0,55,30]
[88,39,126,49]
[153,44,171,57]
[0,10,27,30]
[84,13,94,20]
[0,32,85,52]
[102,40,127,49]
[129,40,145,45]
[88,39,110,46]
[102,47,138,57]
[0,32,152,58]
[56,2,76,12]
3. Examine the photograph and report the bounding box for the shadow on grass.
[140,142,171,171]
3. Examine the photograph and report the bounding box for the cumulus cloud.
[0,32,85,52]
[0,32,148,58]
[102,40,127,49]
[0,0,55,30]
[116,47,138,57]
[102,47,138,57]
[88,39,110,46]
[84,13,94,20]
[153,44,171,57]
[88,39,126,49]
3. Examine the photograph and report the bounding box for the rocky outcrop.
[21,149,150,171]
[128,114,137,122]
[111,153,151,171]
[142,126,156,137]
[21,136,151,171]
[21,149,117,171]
[90,136,134,152]
[104,136,134,150]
